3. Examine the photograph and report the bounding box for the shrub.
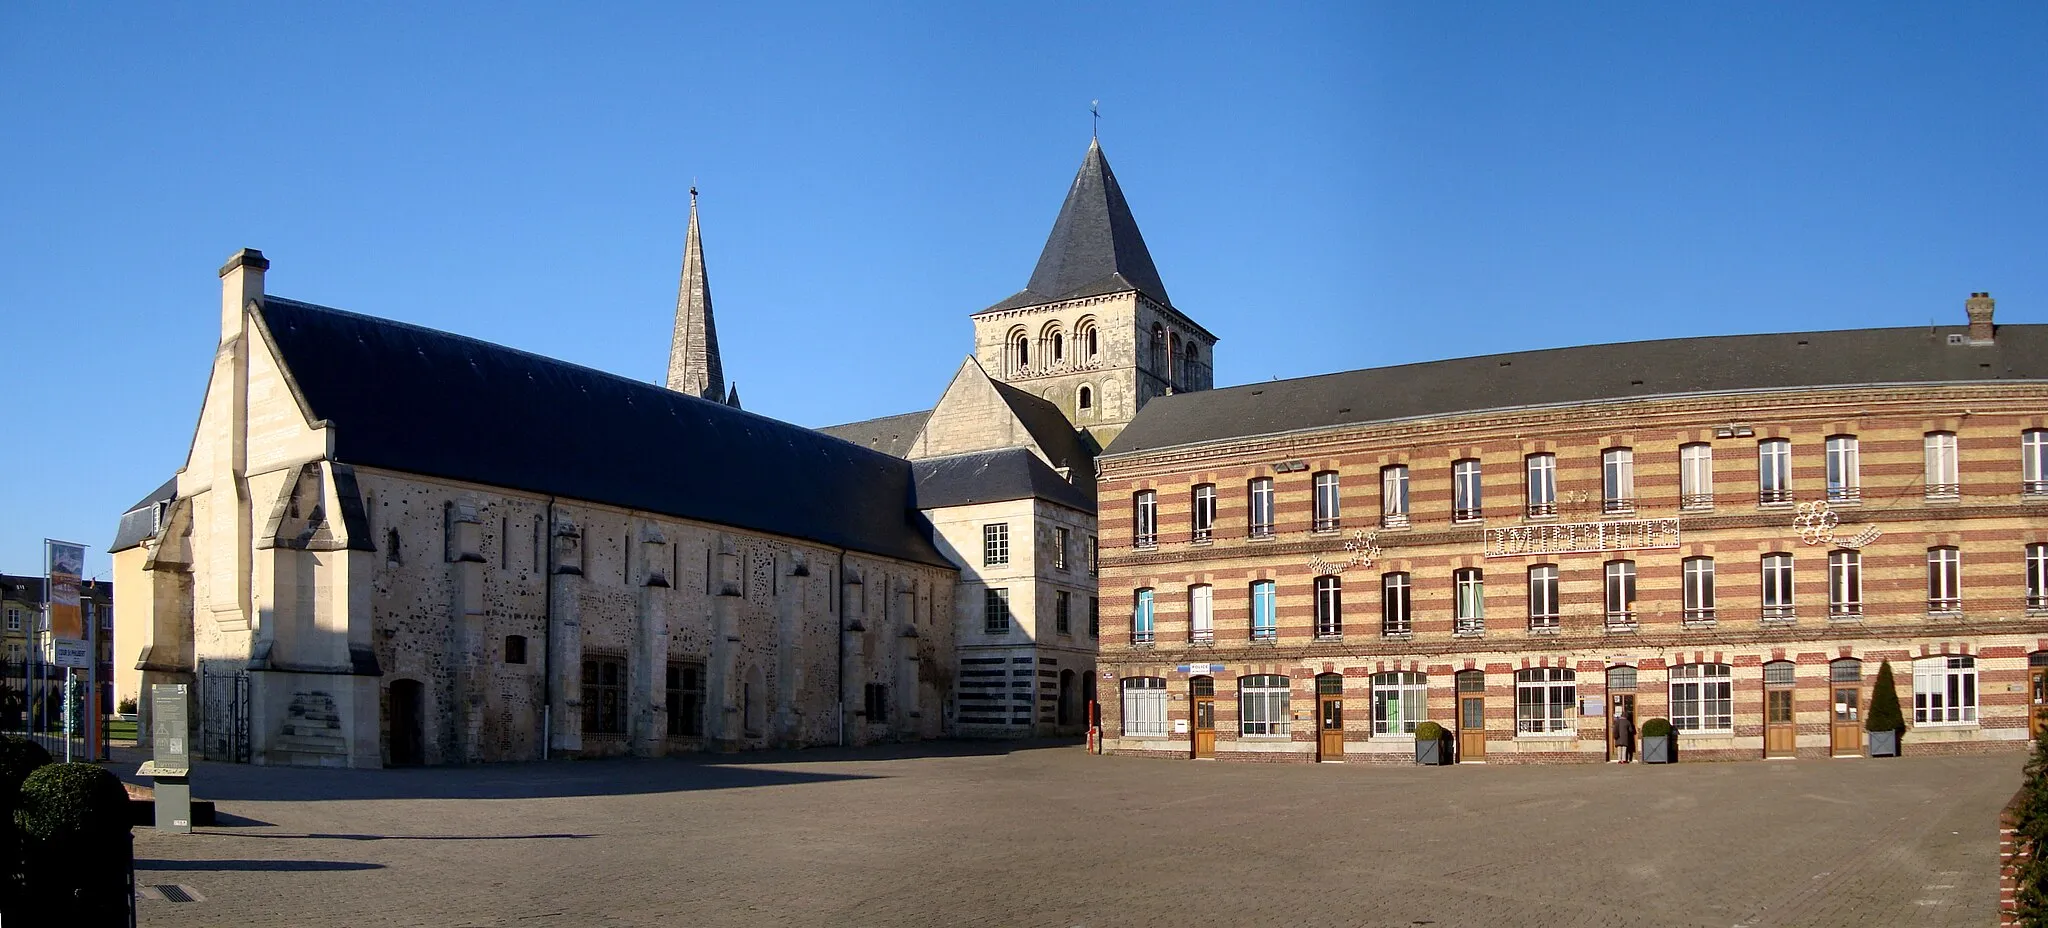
[1413,721,1446,741]
[117,697,137,716]
[16,763,130,846]
[0,738,51,808]
[1867,660,1906,734]
[2011,739,2048,924]
[1640,717,1672,738]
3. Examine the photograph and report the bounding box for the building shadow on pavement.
[136,859,386,872]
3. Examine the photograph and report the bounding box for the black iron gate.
[199,662,250,763]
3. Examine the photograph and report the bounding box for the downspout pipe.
[542,496,556,760]
[837,548,848,747]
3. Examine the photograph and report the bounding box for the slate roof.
[1105,324,2048,458]
[912,448,1095,513]
[988,380,1095,472]
[985,140,1172,313]
[245,297,951,568]
[0,575,43,603]
[816,410,932,459]
[109,477,178,553]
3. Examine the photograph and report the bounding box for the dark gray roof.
[985,140,1171,312]
[912,449,1095,513]
[252,297,950,568]
[816,410,932,459]
[110,477,177,553]
[0,575,43,603]
[989,380,1095,472]
[1106,324,2048,457]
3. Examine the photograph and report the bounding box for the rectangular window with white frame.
[2029,543,2048,612]
[1380,465,1410,528]
[1371,671,1427,735]
[1133,491,1157,548]
[1250,580,1277,641]
[1452,459,1483,523]
[1526,454,1556,517]
[1670,663,1733,732]
[1527,564,1559,631]
[1191,484,1216,542]
[982,523,1009,567]
[1313,575,1342,639]
[2026,430,2048,496]
[1248,478,1275,538]
[1312,471,1341,532]
[983,587,1010,634]
[1927,546,1961,613]
[1454,568,1485,635]
[1926,432,1960,498]
[1683,556,1716,624]
[1131,588,1154,644]
[1828,549,1862,617]
[4,609,17,632]
[1188,584,1213,643]
[1758,439,1792,505]
[1761,553,1794,621]
[1913,655,1977,724]
[1121,677,1168,736]
[1238,675,1291,736]
[1825,435,1860,503]
[1515,667,1576,734]
[1604,560,1636,628]
[1680,443,1714,510]
[1382,572,1411,637]
[1602,448,1634,514]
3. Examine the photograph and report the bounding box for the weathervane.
[1091,100,1100,139]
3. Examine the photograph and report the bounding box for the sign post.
[138,684,192,834]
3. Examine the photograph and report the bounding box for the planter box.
[1642,735,1674,764]
[1415,737,1449,766]
[1868,729,1901,757]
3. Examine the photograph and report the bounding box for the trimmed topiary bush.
[1413,721,1446,741]
[1867,660,1906,733]
[17,763,131,845]
[1640,717,1672,738]
[0,737,51,808]
[15,762,132,921]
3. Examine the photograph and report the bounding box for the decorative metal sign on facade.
[1793,499,1883,549]
[1484,518,1681,558]
[1308,530,1382,575]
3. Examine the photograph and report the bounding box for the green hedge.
[2009,739,2048,924]
[1413,721,1446,741]
[0,737,51,810]
[1640,717,1672,738]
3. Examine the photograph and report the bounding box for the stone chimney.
[219,248,269,343]
[1966,291,1996,345]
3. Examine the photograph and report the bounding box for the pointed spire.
[665,186,727,400]
[1022,139,1171,306]
[725,383,741,409]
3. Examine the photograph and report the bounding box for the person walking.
[1612,709,1635,764]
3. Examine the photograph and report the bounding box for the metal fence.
[0,657,106,761]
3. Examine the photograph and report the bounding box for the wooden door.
[1764,689,1797,758]
[1457,694,1487,762]
[1192,696,1216,758]
[1831,685,1861,756]
[1318,694,1344,760]
[1607,694,1635,761]
[2031,667,2048,740]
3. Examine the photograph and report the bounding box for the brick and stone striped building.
[1094,295,2048,764]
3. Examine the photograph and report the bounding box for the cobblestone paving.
[125,744,2019,928]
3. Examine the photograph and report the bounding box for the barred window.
[666,662,705,737]
[1830,659,1861,683]
[1669,663,1732,732]
[1239,675,1292,736]
[582,657,626,735]
[1121,677,1168,736]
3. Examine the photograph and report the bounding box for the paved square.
[127,745,2020,927]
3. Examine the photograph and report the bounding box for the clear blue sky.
[4,3,2044,579]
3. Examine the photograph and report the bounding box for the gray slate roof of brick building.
[815,410,932,459]
[985,140,1172,312]
[1104,324,2048,458]
[207,297,951,568]
[912,448,1095,513]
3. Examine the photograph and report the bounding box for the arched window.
[1121,677,1168,736]
[1075,316,1099,366]
[1167,332,1182,388]
[1040,321,1065,370]
[1050,331,1064,366]
[1669,663,1732,732]
[1006,327,1030,376]
[1514,667,1576,734]
[1077,384,1093,413]
[1239,675,1291,736]
[1370,671,1426,734]
[1150,323,1167,375]
[1182,343,1199,391]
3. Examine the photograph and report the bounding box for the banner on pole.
[44,540,86,640]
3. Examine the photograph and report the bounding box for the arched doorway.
[1189,676,1216,759]
[1829,659,1863,757]
[1316,673,1345,761]
[388,679,424,767]
[1057,670,1077,729]
[1455,670,1487,762]
[1763,661,1797,758]
[1605,665,1636,762]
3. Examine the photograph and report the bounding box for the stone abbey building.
[110,141,1213,766]
[1094,297,2048,763]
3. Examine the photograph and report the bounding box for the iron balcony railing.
[1761,604,1797,623]
[1381,619,1411,638]
[1828,605,1863,620]
[1927,598,1963,615]
[1312,517,1341,532]
[2025,480,2048,497]
[1248,524,1275,540]
[1925,483,1961,500]
[1131,628,1156,645]
[1453,616,1485,636]
[1682,608,1716,626]
[1452,507,1484,523]
[1679,493,1715,511]
[1381,512,1410,529]
[1526,502,1556,517]
[1759,489,1794,505]
[1528,615,1560,634]
[1134,533,1157,550]
[1190,527,1212,543]
[1249,627,1278,643]
[1604,611,1638,632]
[1826,486,1862,503]
[1189,629,1214,644]
[1603,498,1635,515]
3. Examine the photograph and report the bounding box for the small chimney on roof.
[1966,291,1996,345]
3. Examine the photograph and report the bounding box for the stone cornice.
[971,292,1133,323]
